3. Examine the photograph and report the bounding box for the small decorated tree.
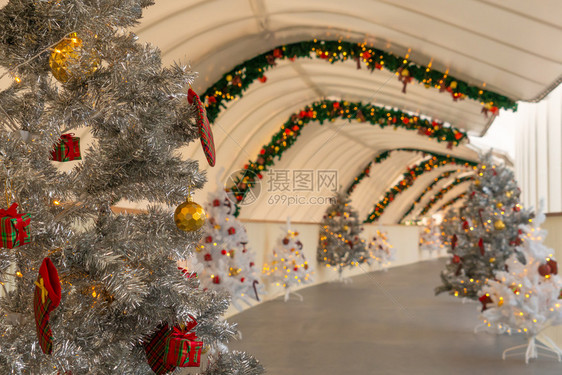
[435,152,533,299]
[419,218,443,256]
[262,218,314,301]
[479,209,562,362]
[317,191,370,280]
[195,189,263,311]
[368,229,395,270]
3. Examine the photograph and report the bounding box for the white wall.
[223,221,440,318]
[514,85,562,213]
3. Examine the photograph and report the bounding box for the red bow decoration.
[171,321,198,341]
[0,203,30,245]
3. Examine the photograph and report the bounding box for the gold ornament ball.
[494,220,506,231]
[49,33,100,83]
[496,202,503,208]
[343,225,349,231]
[174,199,206,232]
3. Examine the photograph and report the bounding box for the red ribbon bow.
[171,320,198,341]
[0,203,30,245]
[60,133,77,160]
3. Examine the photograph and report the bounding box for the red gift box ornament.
[188,88,216,167]
[165,322,203,367]
[228,227,236,235]
[0,203,31,249]
[51,133,81,162]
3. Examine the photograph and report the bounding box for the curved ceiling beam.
[200,40,516,127]
[228,99,468,215]
[399,169,473,222]
[434,192,468,214]
[364,155,478,223]
[346,148,476,197]
[419,177,474,216]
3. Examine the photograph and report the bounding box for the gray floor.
[228,259,562,374]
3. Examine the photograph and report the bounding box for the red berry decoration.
[212,199,220,207]
[538,263,552,277]
[204,254,212,261]
[221,249,227,255]
[258,75,267,83]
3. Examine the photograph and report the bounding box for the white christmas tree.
[479,208,562,363]
[419,218,443,256]
[195,188,264,311]
[262,218,314,301]
[368,229,395,271]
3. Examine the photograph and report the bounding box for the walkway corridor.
[228,259,562,375]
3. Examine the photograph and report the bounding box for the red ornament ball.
[213,276,220,284]
[538,263,552,277]
[282,238,289,245]
[228,227,236,235]
[212,199,220,207]
[221,249,227,255]
[293,267,298,271]
[452,255,461,264]
[204,254,212,261]
[240,277,245,283]
[249,262,254,267]
[205,236,213,243]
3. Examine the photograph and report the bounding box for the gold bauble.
[494,220,506,230]
[174,197,206,232]
[229,267,241,276]
[343,225,349,231]
[496,202,503,208]
[49,33,100,83]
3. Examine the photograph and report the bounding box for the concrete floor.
[228,259,562,374]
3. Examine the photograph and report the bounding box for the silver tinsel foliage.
[0,1,264,374]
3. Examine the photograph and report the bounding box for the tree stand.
[283,289,303,302]
[502,335,562,364]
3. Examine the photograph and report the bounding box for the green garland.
[202,40,517,124]
[229,99,468,215]
[399,170,457,222]
[439,193,468,212]
[364,155,477,223]
[419,176,474,216]
[346,149,475,196]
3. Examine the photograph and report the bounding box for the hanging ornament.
[494,220,506,231]
[49,33,100,83]
[50,133,81,162]
[538,263,552,277]
[212,199,220,207]
[188,88,216,167]
[452,255,461,264]
[33,258,61,355]
[282,238,289,245]
[174,192,206,232]
[229,267,241,276]
[227,227,236,235]
[478,238,484,256]
[548,259,558,275]
[478,294,492,312]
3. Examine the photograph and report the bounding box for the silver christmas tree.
[0,1,263,374]
[435,152,533,299]
[317,191,370,280]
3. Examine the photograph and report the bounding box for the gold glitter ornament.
[174,195,206,232]
[49,33,100,83]
[229,267,241,276]
[494,220,506,231]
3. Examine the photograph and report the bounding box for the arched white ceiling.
[35,0,557,222]
[135,0,562,103]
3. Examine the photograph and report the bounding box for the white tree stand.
[502,335,562,364]
[283,289,304,302]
